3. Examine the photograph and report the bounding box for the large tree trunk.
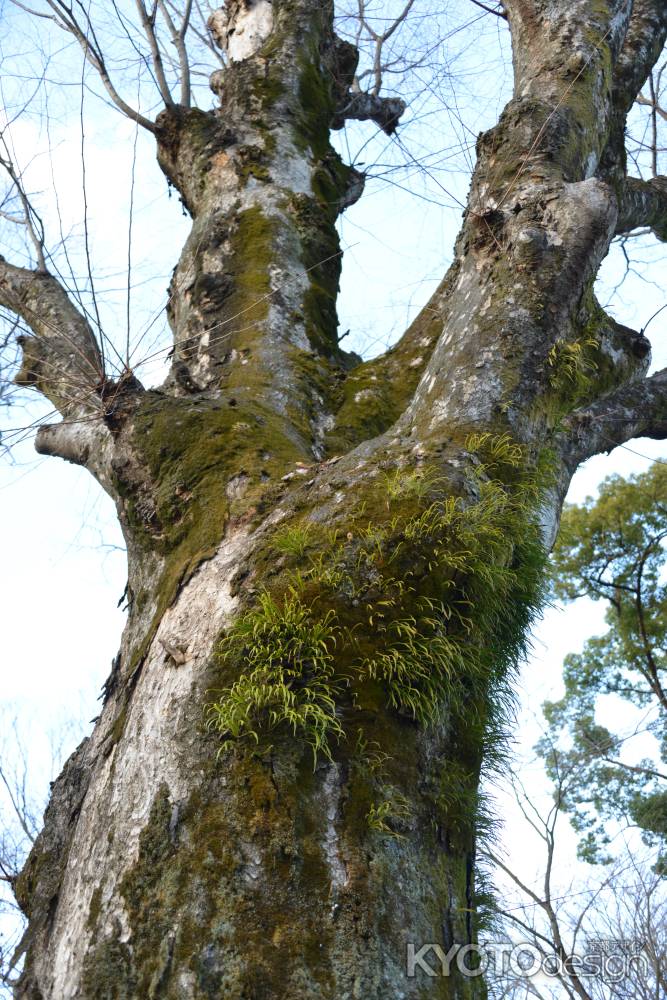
[7,1,667,997]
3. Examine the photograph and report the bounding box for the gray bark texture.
[4,1,667,997]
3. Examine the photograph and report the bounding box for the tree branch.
[134,0,175,107]
[563,366,667,465]
[0,141,47,272]
[34,417,116,487]
[613,0,667,116]
[332,92,406,135]
[0,257,103,414]
[353,0,417,96]
[468,0,507,19]
[637,90,667,121]
[156,0,192,106]
[40,0,157,132]
[616,175,667,240]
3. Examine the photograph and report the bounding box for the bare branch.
[333,92,406,135]
[349,0,417,97]
[468,0,507,19]
[637,91,667,121]
[0,257,103,413]
[156,0,193,106]
[563,366,667,465]
[134,0,175,107]
[613,1,667,116]
[0,142,46,272]
[35,417,113,478]
[616,175,667,240]
[35,0,157,131]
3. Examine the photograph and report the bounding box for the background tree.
[0,710,83,995]
[1,1,667,997]
[487,761,667,1000]
[542,463,667,870]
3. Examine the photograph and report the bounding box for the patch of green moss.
[226,206,274,331]
[208,436,549,772]
[13,845,55,916]
[323,357,405,453]
[207,590,344,761]
[117,388,307,676]
[286,340,341,430]
[86,886,103,930]
[120,785,174,930]
[236,143,272,184]
[324,281,449,453]
[295,45,335,159]
[172,205,279,406]
[109,702,129,748]
[82,932,136,999]
[251,68,286,110]
[112,756,341,997]
[563,24,613,172]
[286,191,342,356]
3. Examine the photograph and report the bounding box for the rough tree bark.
[4,1,667,997]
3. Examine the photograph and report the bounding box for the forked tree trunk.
[7,1,667,998]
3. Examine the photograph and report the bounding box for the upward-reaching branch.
[39,0,157,131]
[0,141,47,273]
[0,258,103,414]
[134,0,175,107]
[613,0,667,116]
[156,0,193,106]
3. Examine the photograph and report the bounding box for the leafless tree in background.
[0,710,84,995]
[487,761,667,999]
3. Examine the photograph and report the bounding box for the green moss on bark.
[82,933,136,999]
[224,206,274,342]
[101,761,341,998]
[208,436,549,768]
[287,192,343,357]
[116,390,307,675]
